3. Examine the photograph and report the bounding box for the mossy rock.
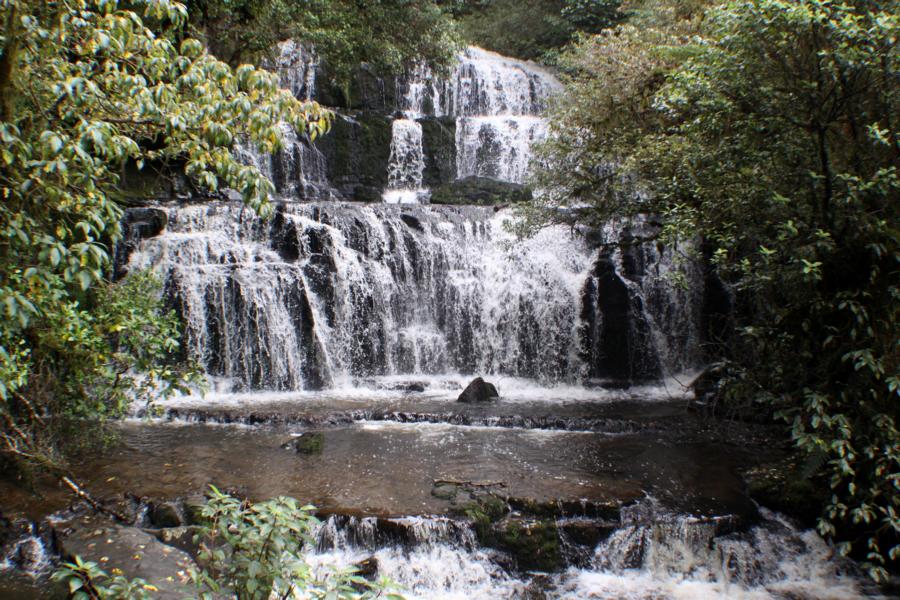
[317,112,392,202]
[451,493,509,541]
[490,517,562,572]
[281,432,324,455]
[420,117,456,188]
[430,176,532,206]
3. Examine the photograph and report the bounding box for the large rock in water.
[57,514,197,600]
[457,377,499,403]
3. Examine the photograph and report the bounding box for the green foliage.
[536,0,899,576]
[186,0,460,83]
[191,486,400,600]
[452,0,622,61]
[51,555,156,599]
[52,490,403,599]
[0,0,330,473]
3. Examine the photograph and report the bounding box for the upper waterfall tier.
[122,202,702,392]
[398,47,562,119]
[255,44,561,204]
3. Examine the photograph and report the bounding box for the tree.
[0,0,330,475]
[535,0,899,577]
[184,0,460,83]
[449,0,623,62]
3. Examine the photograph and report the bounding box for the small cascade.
[314,515,477,552]
[381,46,561,202]
[455,116,549,183]
[383,119,429,204]
[397,47,561,119]
[274,40,318,101]
[550,502,877,600]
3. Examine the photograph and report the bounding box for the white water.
[456,115,549,183]
[382,46,562,202]
[383,119,429,204]
[130,202,677,392]
[293,507,883,600]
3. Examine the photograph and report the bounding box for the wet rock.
[420,117,457,188]
[431,485,458,501]
[457,377,499,403]
[145,525,203,558]
[113,207,168,278]
[522,573,553,599]
[316,112,392,202]
[399,214,423,232]
[281,432,324,454]
[559,519,614,548]
[580,254,662,381]
[58,514,197,600]
[743,458,823,528]
[150,501,183,528]
[353,556,379,579]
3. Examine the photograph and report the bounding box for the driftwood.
[433,478,507,488]
[62,476,130,523]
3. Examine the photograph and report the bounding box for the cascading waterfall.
[383,119,429,204]
[127,202,605,391]
[382,46,561,201]
[455,116,549,183]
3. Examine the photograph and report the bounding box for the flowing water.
[0,43,891,600]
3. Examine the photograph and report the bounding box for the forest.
[0,0,897,597]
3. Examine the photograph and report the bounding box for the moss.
[429,177,532,206]
[451,493,509,542]
[492,518,562,572]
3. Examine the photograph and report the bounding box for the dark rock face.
[420,117,457,188]
[580,255,662,381]
[458,377,500,403]
[430,176,532,206]
[317,64,398,112]
[316,112,393,202]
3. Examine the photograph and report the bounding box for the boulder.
[57,514,197,600]
[281,432,324,454]
[457,377,499,403]
[113,207,168,278]
[431,484,458,501]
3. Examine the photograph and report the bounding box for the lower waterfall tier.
[121,201,703,392]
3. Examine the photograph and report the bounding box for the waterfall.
[274,39,318,101]
[127,202,603,392]
[382,46,561,202]
[383,119,429,204]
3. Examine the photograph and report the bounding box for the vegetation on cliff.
[186,0,459,85]
[445,0,623,61]
[533,0,899,577]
